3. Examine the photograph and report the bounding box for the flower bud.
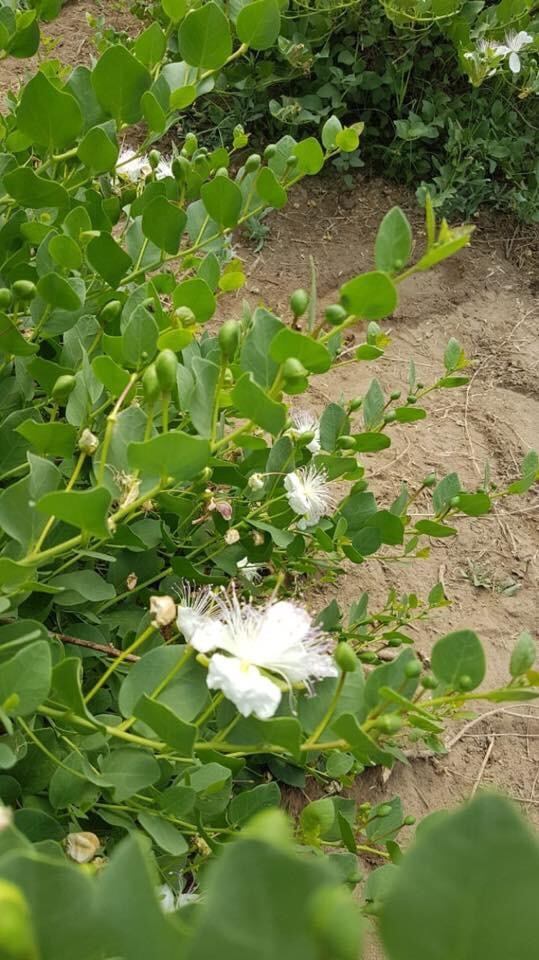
[0,288,13,308]
[52,374,76,404]
[376,803,394,818]
[422,473,436,488]
[245,153,261,172]
[374,714,403,735]
[325,303,347,326]
[155,348,178,394]
[149,149,161,169]
[282,357,308,381]
[184,132,198,156]
[348,397,362,412]
[337,435,356,450]
[142,363,160,404]
[218,319,241,360]
[334,641,358,673]
[289,288,309,317]
[175,305,196,327]
[12,279,36,301]
[99,299,122,324]
[150,595,177,628]
[79,428,99,456]
[224,528,240,545]
[248,473,265,491]
[66,831,101,864]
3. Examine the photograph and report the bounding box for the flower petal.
[207,654,281,719]
[509,51,521,73]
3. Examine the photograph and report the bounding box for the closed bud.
[404,658,422,678]
[245,153,261,172]
[224,528,240,545]
[218,319,241,360]
[149,149,160,169]
[334,641,358,673]
[99,299,122,324]
[457,674,473,691]
[0,287,13,308]
[348,396,362,412]
[403,815,416,826]
[384,411,397,423]
[264,144,276,159]
[289,288,309,317]
[420,673,439,689]
[79,428,99,456]
[184,132,198,156]
[51,374,76,404]
[337,435,356,450]
[142,363,160,404]
[248,473,265,491]
[150,595,177,628]
[285,154,298,168]
[66,831,101,864]
[171,156,183,180]
[376,804,394,818]
[422,473,436,488]
[450,495,461,507]
[406,395,418,404]
[325,303,347,326]
[12,279,36,301]
[155,348,178,393]
[374,714,403,735]
[390,390,401,400]
[282,357,308,381]
[175,305,196,326]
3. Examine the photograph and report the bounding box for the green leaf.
[507,450,538,495]
[431,629,486,690]
[100,747,160,802]
[77,124,119,173]
[0,313,38,357]
[188,357,220,436]
[321,115,343,149]
[128,431,210,480]
[87,233,132,287]
[416,226,474,271]
[415,519,457,538]
[173,278,216,323]
[236,0,280,50]
[134,695,196,756]
[15,420,77,458]
[92,355,132,397]
[293,137,325,175]
[363,378,385,430]
[0,641,51,717]
[137,811,188,855]
[240,307,284,387]
[366,509,404,546]
[162,0,187,19]
[270,329,331,373]
[0,453,60,550]
[319,403,349,452]
[381,795,539,960]
[255,166,287,208]
[335,126,362,151]
[509,631,536,678]
[432,472,461,513]
[121,305,159,369]
[17,70,83,148]
[37,486,112,539]
[92,44,151,123]
[232,373,286,435]
[455,492,491,516]
[353,432,391,452]
[47,569,115,605]
[134,22,166,67]
[4,166,69,210]
[142,196,186,255]
[178,2,232,69]
[332,713,394,766]
[51,657,99,723]
[229,782,281,826]
[340,271,398,320]
[120,647,208,723]
[375,207,412,274]
[48,234,83,271]
[37,272,82,311]
[169,83,197,109]
[394,406,427,423]
[355,344,384,361]
[201,177,242,228]
[444,336,466,373]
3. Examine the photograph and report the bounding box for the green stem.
[97,372,138,486]
[30,451,87,556]
[196,692,224,727]
[117,645,194,733]
[84,623,156,704]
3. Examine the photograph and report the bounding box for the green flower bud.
[245,153,261,172]
[450,495,461,507]
[289,288,309,317]
[384,411,397,424]
[286,154,298,168]
[390,390,401,400]
[337,435,356,450]
[388,636,403,647]
[99,299,122,324]
[420,674,439,690]
[406,395,417,404]
[403,815,416,826]
[348,396,362,412]
[171,157,183,181]
[51,374,76,404]
[325,303,347,326]
[422,473,436,488]
[12,279,36,302]
[149,149,160,169]
[184,132,198,156]
[79,429,99,456]
[457,674,474,691]
[155,349,178,394]
[218,319,241,360]
[175,305,196,327]
[282,357,308,381]
[0,288,13,308]
[376,803,394,818]
[359,650,377,663]
[142,363,160,404]
[334,641,358,673]
[374,714,403,735]
[404,658,422,678]
[264,144,276,159]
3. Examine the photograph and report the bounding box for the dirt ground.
[1,1,538,946]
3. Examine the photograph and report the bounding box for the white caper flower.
[150,595,177,628]
[284,465,335,529]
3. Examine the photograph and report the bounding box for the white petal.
[207,654,281,719]
[509,52,521,73]
[157,885,177,913]
[306,435,321,454]
[190,618,230,654]
[256,600,312,649]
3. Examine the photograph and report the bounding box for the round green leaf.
[142,196,187,255]
[236,0,281,50]
[37,272,82,311]
[201,177,243,227]
[48,235,83,271]
[178,2,232,69]
[77,124,119,173]
[431,629,486,690]
[375,207,413,274]
[172,277,216,322]
[17,70,83,148]
[293,137,325,176]
[91,44,151,124]
[255,166,287,208]
[340,271,398,320]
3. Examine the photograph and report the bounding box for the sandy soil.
[1,3,538,951]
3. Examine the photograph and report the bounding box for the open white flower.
[284,465,334,529]
[116,149,174,183]
[494,30,533,74]
[176,583,220,652]
[290,409,321,454]
[236,556,262,583]
[190,593,337,719]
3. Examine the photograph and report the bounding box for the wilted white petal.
[158,885,177,913]
[207,653,282,719]
[150,595,176,628]
[66,831,101,864]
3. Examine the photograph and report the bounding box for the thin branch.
[54,632,140,663]
[470,736,495,798]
